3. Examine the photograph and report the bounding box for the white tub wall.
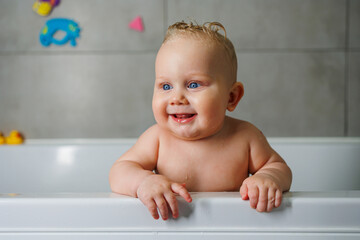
[1,192,360,240]
[270,138,360,191]
[0,140,136,193]
[1,139,360,239]
[0,138,359,193]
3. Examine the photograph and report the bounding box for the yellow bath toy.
[0,132,5,145]
[5,130,24,145]
[32,0,52,16]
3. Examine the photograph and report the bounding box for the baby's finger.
[240,183,249,200]
[256,187,268,212]
[248,185,259,209]
[164,192,179,218]
[154,196,169,220]
[142,199,159,220]
[171,183,192,203]
[266,188,276,212]
[275,189,282,207]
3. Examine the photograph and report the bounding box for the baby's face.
[152,36,235,140]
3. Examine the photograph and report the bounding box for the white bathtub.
[0,138,360,239]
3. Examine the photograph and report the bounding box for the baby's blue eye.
[162,84,172,90]
[188,82,200,89]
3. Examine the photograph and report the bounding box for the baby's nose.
[170,91,189,105]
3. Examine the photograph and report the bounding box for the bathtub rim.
[1,191,360,234]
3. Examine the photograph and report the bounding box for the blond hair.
[163,21,237,83]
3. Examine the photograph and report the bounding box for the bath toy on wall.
[33,0,52,16]
[33,0,60,16]
[5,130,24,145]
[0,132,5,145]
[129,16,144,32]
[40,18,81,47]
[43,0,60,7]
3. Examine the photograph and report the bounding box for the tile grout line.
[344,0,350,136]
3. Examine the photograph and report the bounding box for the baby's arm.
[109,125,192,220]
[240,125,292,212]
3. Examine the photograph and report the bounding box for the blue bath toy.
[40,18,80,47]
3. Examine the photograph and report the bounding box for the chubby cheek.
[152,96,167,124]
[192,95,227,127]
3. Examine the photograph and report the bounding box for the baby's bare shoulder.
[226,117,268,148]
[227,117,262,136]
[136,124,161,143]
[119,124,160,164]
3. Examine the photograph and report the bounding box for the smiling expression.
[152,35,237,140]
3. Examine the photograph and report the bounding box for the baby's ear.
[227,82,244,112]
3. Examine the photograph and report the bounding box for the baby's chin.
[167,127,218,141]
[156,118,226,141]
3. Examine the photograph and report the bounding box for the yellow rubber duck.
[5,130,24,145]
[0,132,5,145]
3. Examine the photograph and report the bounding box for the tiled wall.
[0,0,359,138]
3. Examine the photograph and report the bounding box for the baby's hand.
[240,174,282,212]
[136,174,192,220]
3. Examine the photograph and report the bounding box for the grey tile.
[0,0,164,52]
[0,0,42,51]
[0,0,351,139]
[349,0,360,48]
[0,53,157,138]
[167,0,346,49]
[348,52,360,136]
[229,52,346,136]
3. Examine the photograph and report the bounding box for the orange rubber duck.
[5,130,24,145]
[0,132,5,145]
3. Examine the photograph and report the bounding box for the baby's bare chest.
[156,141,249,191]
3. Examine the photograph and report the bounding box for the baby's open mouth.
[173,114,195,119]
[170,114,197,123]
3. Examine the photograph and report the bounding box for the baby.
[109,21,292,220]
